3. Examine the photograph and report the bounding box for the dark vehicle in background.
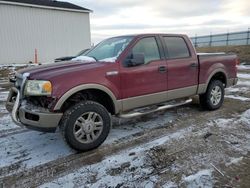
[54,48,90,62]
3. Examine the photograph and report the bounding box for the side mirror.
[128,53,145,67]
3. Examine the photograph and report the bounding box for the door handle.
[158,66,167,73]
[190,63,198,68]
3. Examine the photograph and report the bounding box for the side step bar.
[118,98,192,118]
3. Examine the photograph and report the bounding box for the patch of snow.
[40,143,151,187]
[239,109,250,126]
[143,127,193,148]
[105,112,176,145]
[0,114,19,131]
[40,127,193,188]
[0,63,29,69]
[0,131,74,170]
[237,64,250,70]
[162,181,178,188]
[99,56,117,62]
[71,56,96,62]
[237,73,250,79]
[237,80,250,86]
[0,105,8,113]
[0,91,8,102]
[226,87,249,93]
[225,95,250,101]
[183,169,213,188]
[215,118,233,128]
[226,157,243,166]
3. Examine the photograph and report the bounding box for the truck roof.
[110,33,188,38]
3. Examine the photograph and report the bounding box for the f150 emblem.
[106,71,119,76]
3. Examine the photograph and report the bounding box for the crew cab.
[6,34,238,151]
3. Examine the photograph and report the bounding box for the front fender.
[53,84,122,114]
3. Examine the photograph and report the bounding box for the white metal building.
[0,0,91,64]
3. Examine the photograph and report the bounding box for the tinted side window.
[163,37,190,59]
[132,37,160,64]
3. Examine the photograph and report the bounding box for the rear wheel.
[200,80,224,110]
[60,101,111,151]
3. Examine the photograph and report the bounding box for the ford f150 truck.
[6,34,238,151]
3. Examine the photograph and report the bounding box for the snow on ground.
[0,64,29,69]
[226,87,249,93]
[0,131,74,171]
[237,73,250,79]
[236,80,250,86]
[182,169,213,188]
[40,127,194,188]
[210,118,235,129]
[239,109,250,126]
[225,95,250,101]
[41,109,250,188]
[0,105,8,114]
[105,112,175,145]
[0,111,176,173]
[237,64,250,70]
[162,181,178,188]
[0,114,19,131]
[0,91,8,102]
[225,157,243,167]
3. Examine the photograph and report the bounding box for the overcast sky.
[66,0,250,43]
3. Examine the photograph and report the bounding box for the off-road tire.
[199,80,224,110]
[60,101,111,151]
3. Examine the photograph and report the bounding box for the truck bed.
[197,53,238,85]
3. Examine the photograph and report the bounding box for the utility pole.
[209,32,212,47]
[194,34,197,47]
[226,30,229,46]
[247,28,250,45]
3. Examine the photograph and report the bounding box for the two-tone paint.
[12,33,238,131]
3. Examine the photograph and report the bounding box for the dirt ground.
[0,65,250,188]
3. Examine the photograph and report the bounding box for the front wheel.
[199,80,224,110]
[60,101,111,151]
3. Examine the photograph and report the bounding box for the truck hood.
[18,60,111,80]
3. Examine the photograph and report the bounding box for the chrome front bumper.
[6,87,63,132]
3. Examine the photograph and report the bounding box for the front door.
[120,36,167,111]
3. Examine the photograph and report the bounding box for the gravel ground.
[0,65,250,187]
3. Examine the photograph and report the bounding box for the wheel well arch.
[205,68,228,90]
[208,72,227,87]
[54,84,120,115]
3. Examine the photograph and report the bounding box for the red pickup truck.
[6,34,238,151]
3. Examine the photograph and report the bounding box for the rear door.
[161,35,199,100]
[120,36,167,111]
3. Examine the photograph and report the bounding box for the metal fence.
[191,30,250,47]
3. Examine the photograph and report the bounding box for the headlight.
[24,80,52,96]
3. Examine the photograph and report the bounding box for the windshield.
[76,49,90,56]
[85,36,133,62]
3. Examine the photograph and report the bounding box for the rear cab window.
[163,36,190,59]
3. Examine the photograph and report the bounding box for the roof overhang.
[0,1,93,13]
